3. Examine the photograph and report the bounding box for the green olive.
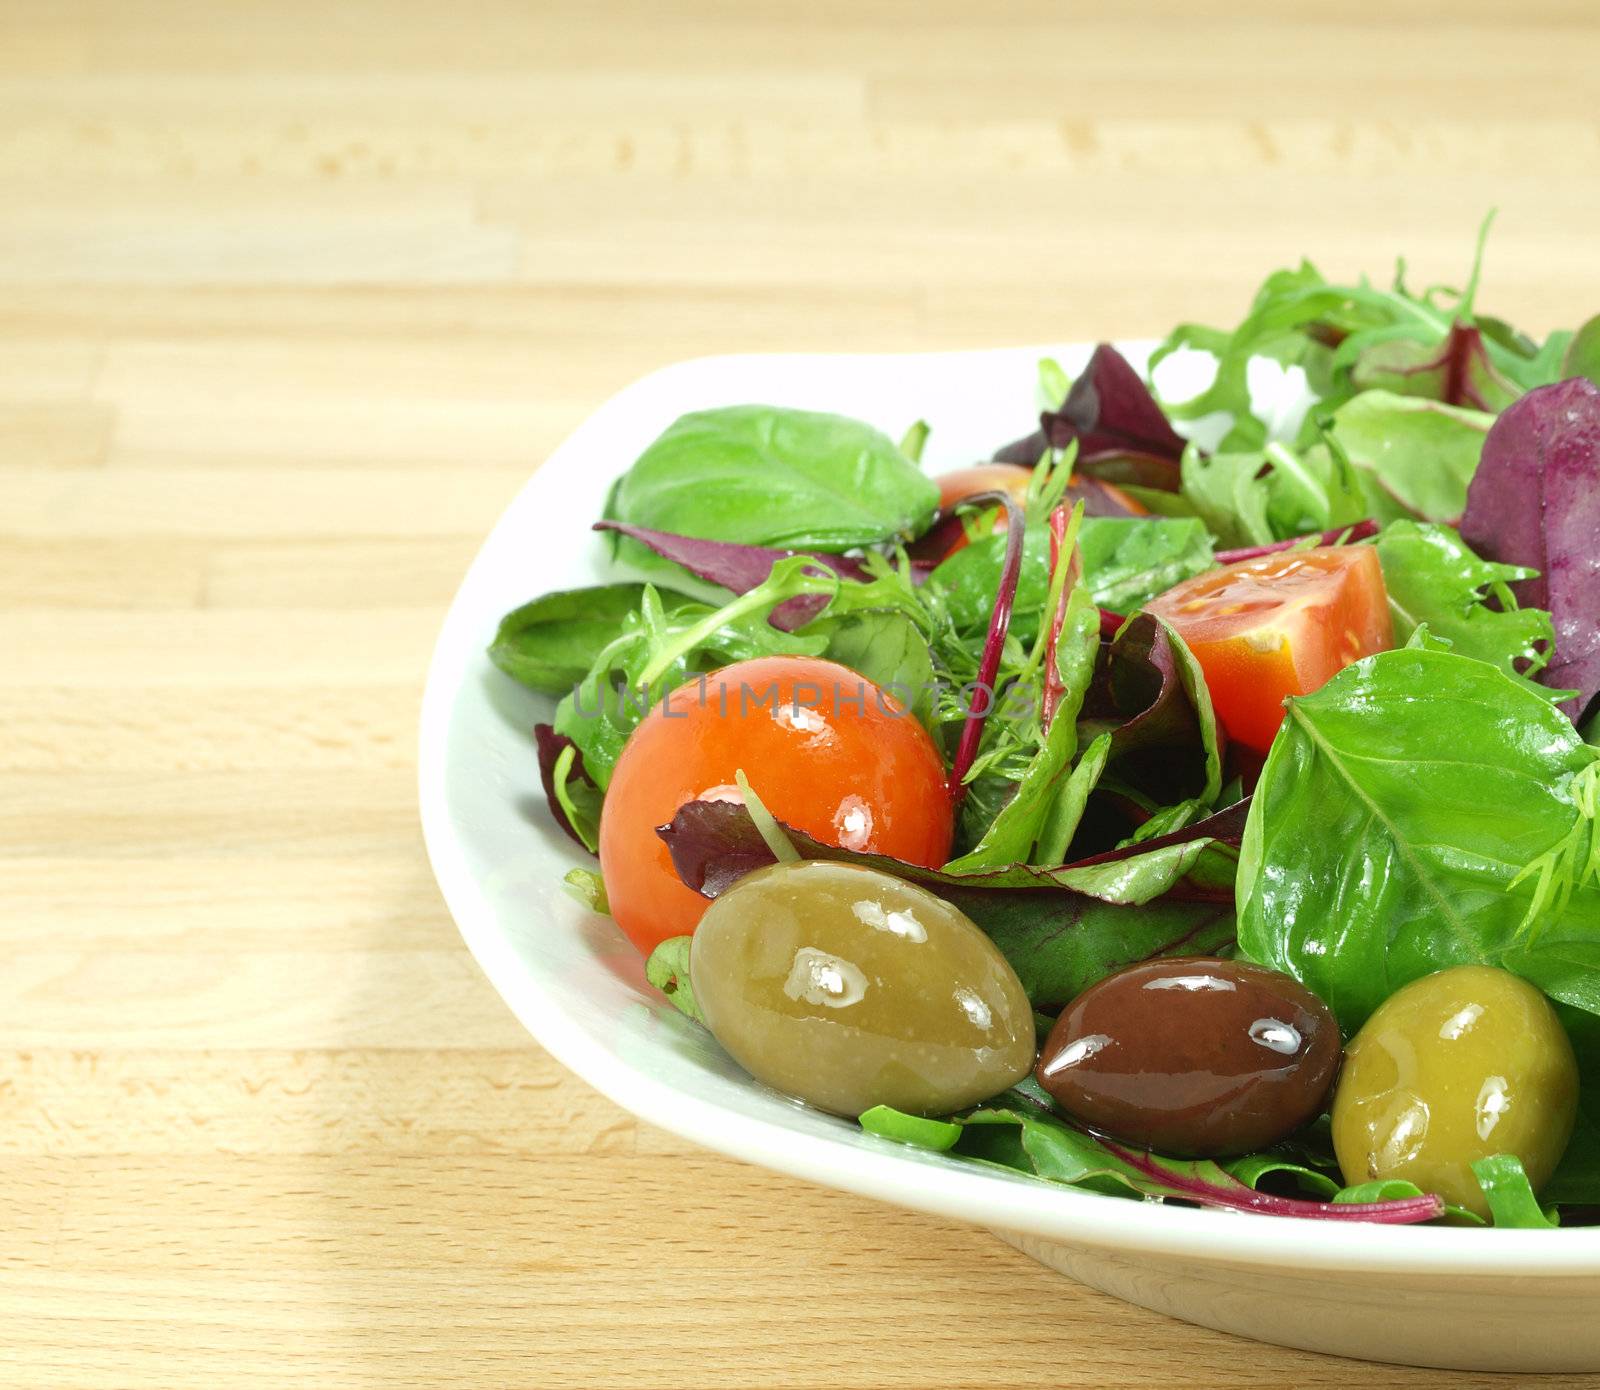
[1331,965,1579,1218]
[689,860,1035,1117]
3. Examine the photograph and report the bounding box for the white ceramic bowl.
[419,343,1600,1373]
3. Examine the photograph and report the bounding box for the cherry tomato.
[931,464,1146,558]
[1145,546,1394,755]
[597,656,954,956]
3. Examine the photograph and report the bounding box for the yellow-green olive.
[1331,965,1579,1217]
[689,860,1035,1117]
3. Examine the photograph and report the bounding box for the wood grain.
[3,2,1599,1385]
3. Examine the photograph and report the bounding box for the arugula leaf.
[607,405,939,552]
[1461,377,1600,721]
[805,609,937,731]
[1322,390,1493,525]
[861,1088,1446,1223]
[946,581,1100,871]
[491,584,692,696]
[1077,516,1215,614]
[1181,437,1366,549]
[1471,1154,1560,1229]
[1237,649,1600,1032]
[644,936,704,1024]
[552,562,837,787]
[1374,521,1555,694]
[1150,231,1552,453]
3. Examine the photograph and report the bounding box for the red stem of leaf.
[1091,1133,1447,1224]
[1041,505,1079,731]
[948,489,1027,806]
[1214,519,1379,566]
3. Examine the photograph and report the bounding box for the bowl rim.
[419,344,1600,1279]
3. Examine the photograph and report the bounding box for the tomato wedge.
[1146,546,1394,755]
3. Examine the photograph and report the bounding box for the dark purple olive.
[1035,957,1340,1157]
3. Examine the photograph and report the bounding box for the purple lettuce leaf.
[593,520,871,631]
[995,343,1188,491]
[534,724,600,853]
[1460,378,1600,721]
[1081,612,1214,806]
[658,798,1238,1010]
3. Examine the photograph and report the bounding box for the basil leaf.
[608,405,938,552]
[491,583,689,696]
[1237,648,1600,1032]
[1077,516,1216,614]
[1375,521,1556,695]
[644,936,704,1024]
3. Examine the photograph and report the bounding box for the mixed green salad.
[491,232,1600,1228]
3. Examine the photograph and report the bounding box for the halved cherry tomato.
[1145,546,1394,755]
[931,464,1147,558]
[597,656,954,956]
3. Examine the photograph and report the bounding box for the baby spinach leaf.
[1471,1154,1560,1229]
[1460,377,1600,722]
[1237,649,1600,1032]
[1077,516,1216,614]
[607,405,938,552]
[644,936,704,1024]
[1375,521,1555,694]
[491,584,689,696]
[1322,390,1493,525]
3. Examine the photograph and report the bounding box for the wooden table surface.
[6,2,1600,1385]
